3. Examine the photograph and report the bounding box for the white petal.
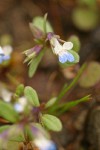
[18,96,27,106]
[51,38,62,54]
[66,52,74,62]
[14,103,24,112]
[34,137,56,150]
[63,42,73,50]
[0,47,4,55]
[1,88,12,102]
[3,45,13,55]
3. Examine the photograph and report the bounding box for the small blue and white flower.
[0,46,13,64]
[50,37,74,63]
[14,96,27,113]
[34,136,57,150]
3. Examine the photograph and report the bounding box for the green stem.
[43,13,48,34]
[56,95,90,115]
[6,73,20,86]
[49,63,87,113]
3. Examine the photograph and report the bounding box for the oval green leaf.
[0,101,19,123]
[72,8,98,31]
[41,114,62,132]
[32,16,53,33]
[79,61,100,88]
[15,84,24,97]
[29,49,45,77]
[0,125,10,133]
[45,97,57,108]
[24,86,40,107]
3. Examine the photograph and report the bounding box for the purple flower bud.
[32,45,43,54]
[47,32,54,40]
[26,45,43,56]
[0,131,8,139]
[30,125,39,135]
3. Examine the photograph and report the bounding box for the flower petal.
[51,38,62,54]
[58,52,68,63]
[63,42,73,50]
[3,45,13,55]
[2,55,10,61]
[0,56,3,64]
[66,52,74,62]
[58,52,74,63]
[0,47,4,55]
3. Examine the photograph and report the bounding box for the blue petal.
[66,52,74,62]
[58,52,74,63]
[48,143,57,150]
[2,55,10,61]
[59,54,68,63]
[14,103,23,112]
[40,141,57,150]
[0,56,3,64]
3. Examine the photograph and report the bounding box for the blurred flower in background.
[14,96,27,113]
[34,136,57,150]
[0,46,12,64]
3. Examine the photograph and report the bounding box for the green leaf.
[0,101,19,123]
[72,8,98,31]
[24,86,40,107]
[29,49,45,77]
[43,13,48,34]
[0,34,13,46]
[32,16,53,33]
[78,0,97,7]
[79,61,100,88]
[57,95,90,114]
[60,50,79,67]
[45,97,57,108]
[7,141,20,150]
[0,125,10,133]
[10,134,25,142]
[24,125,33,141]
[68,35,81,53]
[32,123,50,139]
[15,84,24,96]
[41,114,62,132]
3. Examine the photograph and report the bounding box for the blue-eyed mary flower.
[30,124,57,150]
[47,33,75,63]
[34,136,57,150]
[0,46,13,64]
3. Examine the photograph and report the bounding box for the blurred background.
[0,0,100,150]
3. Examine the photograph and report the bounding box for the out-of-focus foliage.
[72,8,99,31]
[72,0,99,31]
[79,61,100,87]
[0,101,19,123]
[78,0,97,7]
[0,34,13,46]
